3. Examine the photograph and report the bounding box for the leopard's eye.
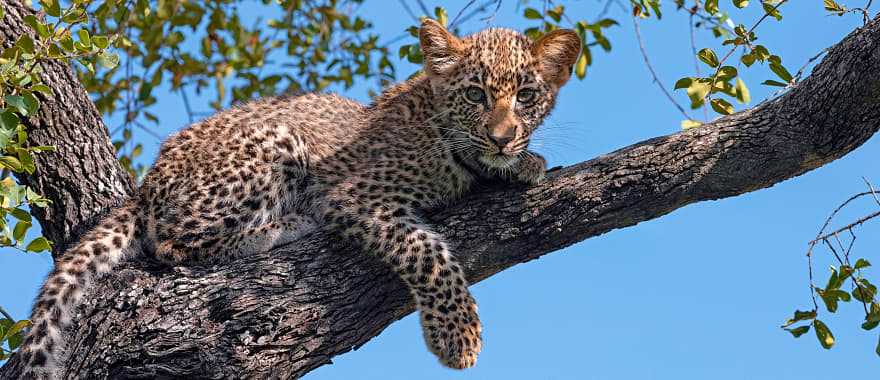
[516,88,537,104]
[464,86,486,104]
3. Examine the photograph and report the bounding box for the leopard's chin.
[478,153,520,169]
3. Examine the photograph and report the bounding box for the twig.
[810,210,880,244]
[415,0,431,17]
[863,177,880,207]
[449,0,478,27]
[398,0,420,22]
[704,0,788,106]
[632,16,693,120]
[0,306,14,321]
[689,13,709,121]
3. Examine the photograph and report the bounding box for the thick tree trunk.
[0,0,135,255]
[2,1,879,378]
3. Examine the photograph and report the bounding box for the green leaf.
[710,98,734,115]
[77,29,91,48]
[716,66,738,81]
[681,119,702,130]
[96,52,119,69]
[0,111,19,130]
[25,236,51,252]
[9,208,31,222]
[674,77,693,90]
[698,48,720,68]
[818,289,850,312]
[824,0,846,14]
[825,266,843,290]
[735,78,751,104]
[769,63,793,83]
[1,319,31,342]
[762,80,787,87]
[575,50,587,79]
[17,149,35,174]
[21,92,39,116]
[524,8,543,19]
[92,35,110,49]
[855,258,871,269]
[733,0,750,8]
[0,156,23,172]
[21,15,49,39]
[30,85,52,96]
[705,0,719,14]
[785,325,810,338]
[762,1,783,21]
[686,80,711,106]
[4,95,29,116]
[433,7,448,26]
[782,309,816,327]
[876,335,880,357]
[13,220,31,242]
[853,279,878,303]
[16,35,35,55]
[813,319,834,349]
[38,0,61,17]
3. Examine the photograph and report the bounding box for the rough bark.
[0,0,136,255]
[1,2,880,379]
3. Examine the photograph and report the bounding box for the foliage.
[76,0,395,178]
[0,0,877,362]
[0,0,121,360]
[0,308,30,360]
[1,0,123,255]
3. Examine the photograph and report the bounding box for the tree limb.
[2,7,880,380]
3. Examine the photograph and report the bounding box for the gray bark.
[2,2,879,379]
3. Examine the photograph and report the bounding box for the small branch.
[449,0,478,27]
[810,210,880,244]
[0,306,14,321]
[398,0,420,23]
[689,12,709,121]
[632,16,693,120]
[704,0,789,105]
[863,177,880,207]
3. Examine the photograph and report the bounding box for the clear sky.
[2,1,879,379]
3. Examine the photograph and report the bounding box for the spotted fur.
[18,19,580,377]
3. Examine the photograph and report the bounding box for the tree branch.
[2,6,880,380]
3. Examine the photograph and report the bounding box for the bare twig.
[449,0,478,27]
[415,0,431,17]
[689,13,709,121]
[632,16,693,120]
[0,306,14,321]
[811,210,880,244]
[863,177,880,207]
[398,0,420,22]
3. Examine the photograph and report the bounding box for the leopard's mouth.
[478,153,520,169]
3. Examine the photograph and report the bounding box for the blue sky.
[3,1,880,378]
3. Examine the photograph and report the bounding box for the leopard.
[16,18,580,378]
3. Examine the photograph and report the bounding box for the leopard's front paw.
[421,297,483,369]
[515,152,547,185]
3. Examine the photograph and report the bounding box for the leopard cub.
[18,19,580,377]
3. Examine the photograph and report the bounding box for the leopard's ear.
[531,30,581,87]
[419,18,465,77]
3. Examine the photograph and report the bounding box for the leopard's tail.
[17,199,141,378]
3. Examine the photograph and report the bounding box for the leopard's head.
[420,19,580,170]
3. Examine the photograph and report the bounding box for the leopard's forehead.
[460,28,538,94]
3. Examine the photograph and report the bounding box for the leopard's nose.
[488,135,513,149]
